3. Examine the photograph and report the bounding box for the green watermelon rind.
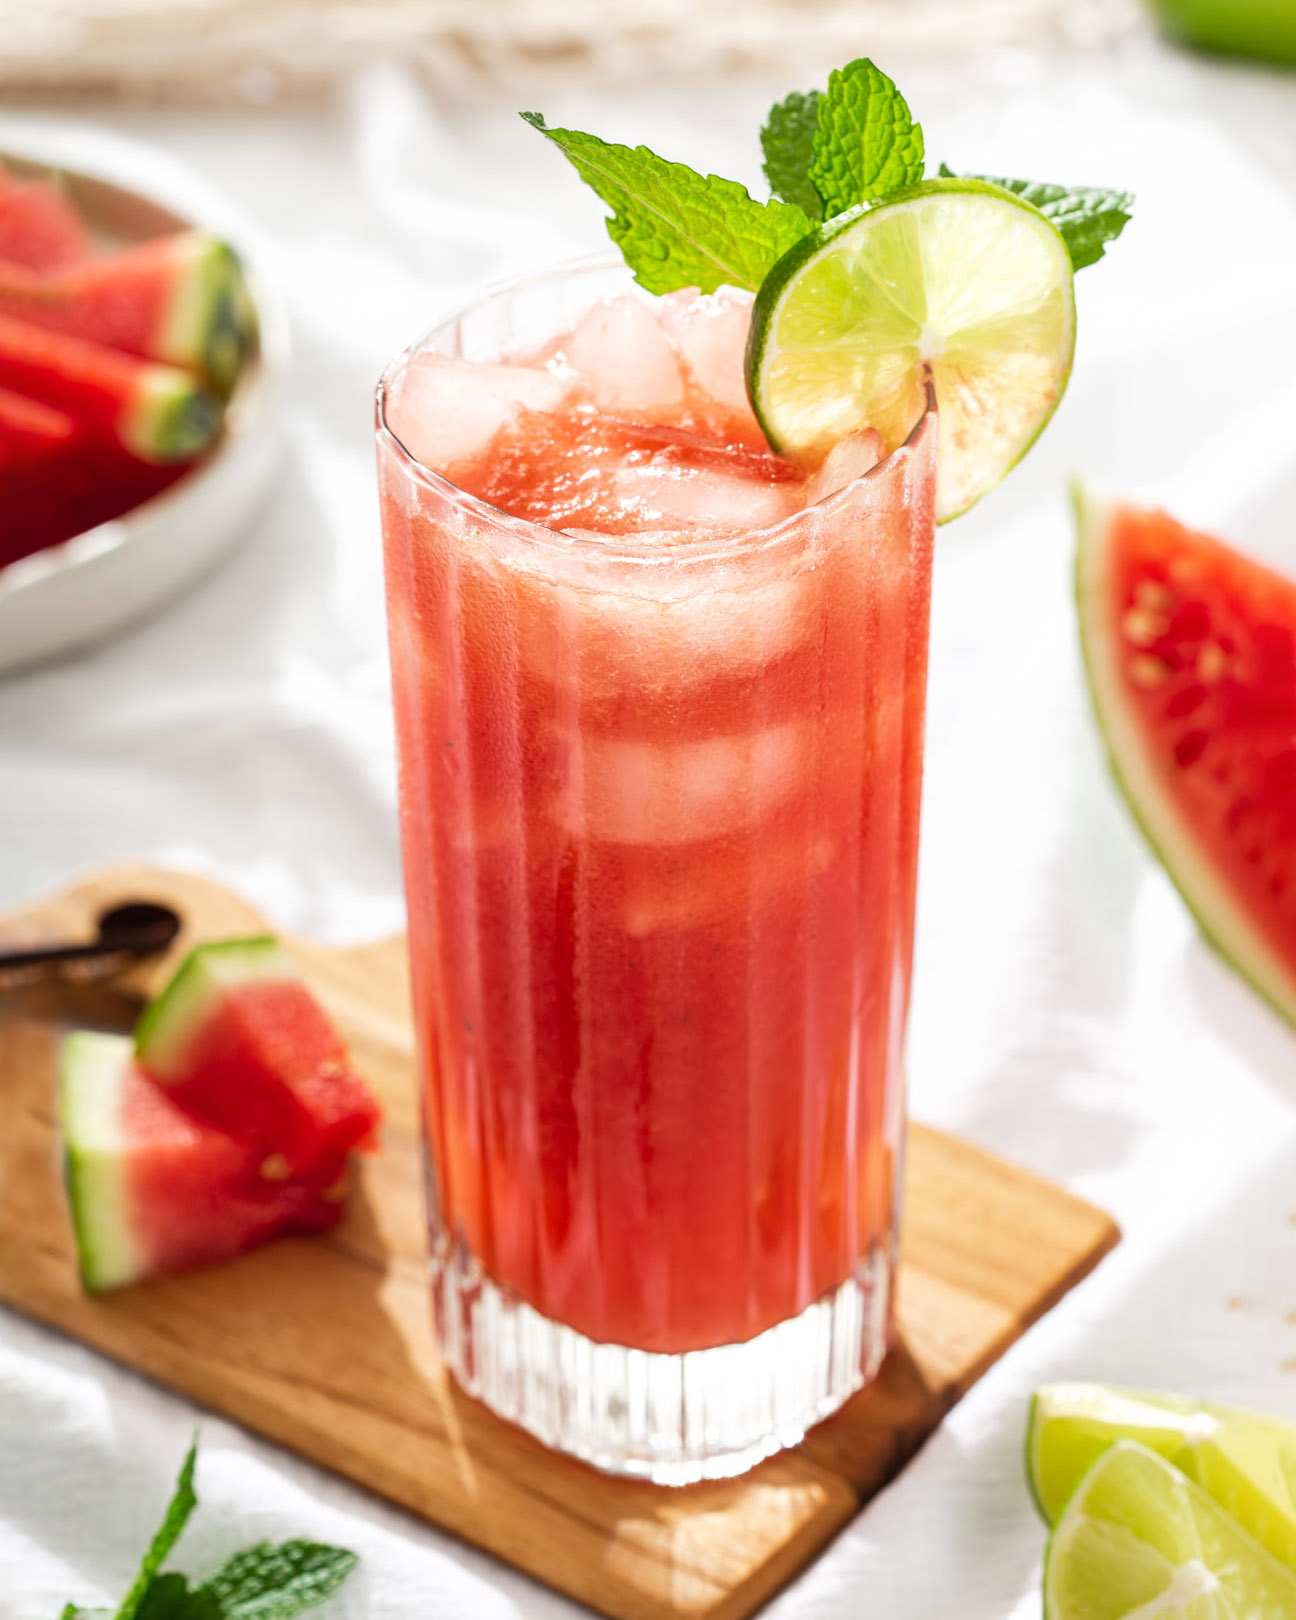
[59,1030,141,1293]
[134,935,288,1079]
[161,233,256,399]
[1073,481,1296,1033]
[125,364,224,465]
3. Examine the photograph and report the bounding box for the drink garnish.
[524,56,1132,519]
[519,111,810,297]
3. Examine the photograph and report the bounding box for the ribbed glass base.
[430,1237,894,1484]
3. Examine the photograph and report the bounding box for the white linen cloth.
[4,36,1296,1619]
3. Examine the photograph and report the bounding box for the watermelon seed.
[1166,684,1207,719]
[1198,643,1227,682]
[1122,607,1170,647]
[1129,654,1170,687]
[1134,579,1175,612]
[260,1153,291,1182]
[1174,730,1209,768]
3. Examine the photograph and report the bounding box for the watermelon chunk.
[134,938,382,1178]
[59,1031,344,1293]
[0,231,254,397]
[0,179,92,272]
[0,312,221,464]
[1076,487,1296,1029]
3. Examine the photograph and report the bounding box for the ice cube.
[612,461,801,534]
[387,351,569,473]
[560,295,685,419]
[622,830,837,937]
[659,289,756,419]
[803,429,886,504]
[572,721,805,845]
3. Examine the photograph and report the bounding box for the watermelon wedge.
[1076,486,1296,1029]
[59,1031,345,1293]
[0,178,92,272]
[0,311,220,464]
[134,938,382,1178]
[0,231,254,397]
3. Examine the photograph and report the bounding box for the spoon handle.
[0,940,161,992]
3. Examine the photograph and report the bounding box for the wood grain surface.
[0,866,1120,1620]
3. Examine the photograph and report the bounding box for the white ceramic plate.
[0,119,289,677]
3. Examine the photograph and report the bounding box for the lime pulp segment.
[1029,1382,1296,1572]
[1044,1440,1296,1620]
[745,178,1076,522]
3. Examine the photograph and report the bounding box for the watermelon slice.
[59,1031,345,1293]
[134,938,382,1178]
[1076,486,1296,1028]
[0,178,92,272]
[0,311,220,464]
[0,231,254,397]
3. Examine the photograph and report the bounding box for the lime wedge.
[1029,1383,1296,1570]
[1044,1440,1296,1620]
[745,177,1076,522]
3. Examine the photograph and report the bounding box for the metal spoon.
[0,901,182,993]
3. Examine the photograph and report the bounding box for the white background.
[4,32,1296,1618]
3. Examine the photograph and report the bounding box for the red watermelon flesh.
[0,312,220,464]
[0,428,192,568]
[134,938,382,1179]
[59,1031,345,1293]
[0,231,253,396]
[1076,488,1296,1028]
[0,385,74,465]
[0,179,92,272]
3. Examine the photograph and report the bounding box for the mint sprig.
[117,1441,199,1620]
[760,90,824,221]
[938,166,1134,270]
[520,112,810,294]
[523,55,1131,297]
[198,1543,358,1619]
[59,1440,357,1620]
[808,58,924,217]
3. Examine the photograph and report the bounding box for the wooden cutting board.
[0,866,1119,1620]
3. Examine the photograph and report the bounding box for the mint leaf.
[809,58,924,218]
[940,166,1133,270]
[199,1541,358,1620]
[760,90,824,220]
[522,113,811,294]
[133,1575,219,1620]
[116,1442,199,1620]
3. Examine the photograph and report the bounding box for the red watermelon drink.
[377,263,935,1478]
[376,55,1123,1480]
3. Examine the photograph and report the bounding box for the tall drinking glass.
[376,262,937,1482]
